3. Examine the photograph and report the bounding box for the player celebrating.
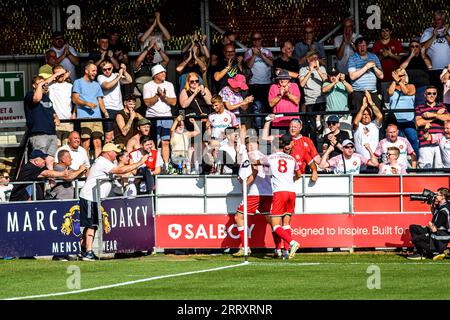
[233,137,273,257]
[254,135,304,259]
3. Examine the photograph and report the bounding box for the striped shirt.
[415,103,448,147]
[347,52,382,92]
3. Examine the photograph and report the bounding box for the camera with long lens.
[410,188,437,205]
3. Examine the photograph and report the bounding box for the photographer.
[407,187,450,260]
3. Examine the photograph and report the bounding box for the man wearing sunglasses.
[319,139,378,174]
[415,85,450,168]
[294,24,326,68]
[322,115,351,159]
[0,170,12,202]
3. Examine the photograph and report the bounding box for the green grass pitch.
[2,253,450,300]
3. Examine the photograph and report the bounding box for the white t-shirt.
[299,66,327,105]
[378,163,407,175]
[97,73,123,110]
[55,144,91,170]
[143,80,176,117]
[48,82,73,119]
[420,27,450,70]
[248,150,272,196]
[137,32,165,64]
[260,152,299,193]
[438,136,450,168]
[244,48,273,84]
[353,121,381,159]
[50,45,78,82]
[374,137,415,168]
[333,33,358,74]
[208,109,239,141]
[79,156,115,202]
[328,153,369,174]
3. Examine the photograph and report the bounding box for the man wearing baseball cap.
[78,143,148,261]
[9,149,70,202]
[143,64,177,172]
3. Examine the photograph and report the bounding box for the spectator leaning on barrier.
[320,139,378,174]
[415,85,450,169]
[378,146,407,175]
[25,72,65,170]
[420,10,450,101]
[9,150,69,202]
[387,68,419,157]
[72,62,107,159]
[143,64,177,171]
[54,131,91,185]
[400,39,432,107]
[352,92,383,160]
[97,61,133,144]
[374,123,417,169]
[348,37,384,112]
[49,31,79,83]
[78,143,148,261]
[47,65,74,147]
[129,136,163,193]
[47,149,87,200]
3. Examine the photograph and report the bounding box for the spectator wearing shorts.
[97,61,133,144]
[72,63,108,159]
[78,143,148,261]
[24,73,65,170]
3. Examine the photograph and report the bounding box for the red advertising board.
[155,214,431,249]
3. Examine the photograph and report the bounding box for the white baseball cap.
[151,64,166,77]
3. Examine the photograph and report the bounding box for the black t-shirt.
[23,91,56,136]
[210,42,225,64]
[273,57,299,74]
[401,55,430,87]
[210,56,249,94]
[323,130,351,158]
[9,162,46,201]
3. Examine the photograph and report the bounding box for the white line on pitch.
[5,261,249,300]
[250,261,449,266]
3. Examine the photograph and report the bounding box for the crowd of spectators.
[2,9,450,203]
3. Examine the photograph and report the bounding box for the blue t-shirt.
[293,41,326,67]
[72,78,103,119]
[347,52,382,92]
[23,91,56,135]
